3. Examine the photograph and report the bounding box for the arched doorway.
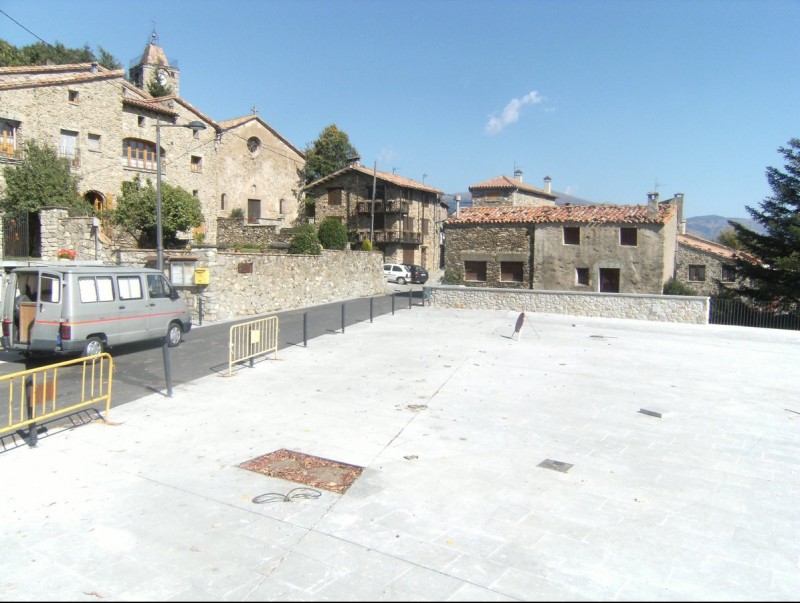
[84,190,107,213]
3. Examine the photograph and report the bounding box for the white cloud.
[485,91,544,135]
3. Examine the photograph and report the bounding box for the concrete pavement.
[0,307,798,601]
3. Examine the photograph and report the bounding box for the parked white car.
[383,263,412,285]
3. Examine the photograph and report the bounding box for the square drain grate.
[239,448,364,494]
[538,459,573,473]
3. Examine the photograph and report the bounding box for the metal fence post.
[24,375,38,447]
[408,288,412,308]
[370,297,374,323]
[303,312,308,347]
[391,293,395,315]
[341,303,346,333]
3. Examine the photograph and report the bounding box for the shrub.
[663,277,698,296]
[317,217,348,250]
[229,207,244,219]
[288,223,321,255]
[441,265,462,285]
[361,238,373,251]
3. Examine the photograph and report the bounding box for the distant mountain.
[684,215,764,241]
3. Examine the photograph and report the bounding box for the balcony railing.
[356,200,410,214]
[0,142,23,162]
[353,229,422,244]
[58,148,81,168]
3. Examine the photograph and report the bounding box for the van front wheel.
[83,337,104,357]
[166,322,183,347]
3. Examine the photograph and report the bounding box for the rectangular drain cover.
[538,459,573,473]
[239,449,363,494]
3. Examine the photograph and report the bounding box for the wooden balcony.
[354,229,422,245]
[356,200,411,214]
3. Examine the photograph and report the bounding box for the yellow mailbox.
[194,268,210,285]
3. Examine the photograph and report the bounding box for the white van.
[1,264,192,357]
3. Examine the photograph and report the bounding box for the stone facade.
[0,38,304,249]
[303,163,448,272]
[425,285,710,324]
[444,196,679,294]
[674,233,750,296]
[469,172,558,208]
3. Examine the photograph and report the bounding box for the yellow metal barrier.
[0,353,114,441]
[229,316,279,376]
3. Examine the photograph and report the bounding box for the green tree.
[0,39,121,69]
[730,138,800,307]
[302,124,359,184]
[288,223,322,255]
[317,216,348,250]
[112,176,203,247]
[716,226,742,249]
[1,139,84,214]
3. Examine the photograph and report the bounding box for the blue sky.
[2,0,798,218]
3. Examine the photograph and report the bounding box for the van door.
[28,272,63,353]
[145,273,178,338]
[114,273,150,345]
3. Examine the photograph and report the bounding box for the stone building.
[675,232,755,296]
[444,193,681,294]
[469,169,558,208]
[302,161,448,271]
[0,32,305,251]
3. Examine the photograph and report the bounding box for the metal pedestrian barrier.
[1,353,114,445]
[229,316,279,376]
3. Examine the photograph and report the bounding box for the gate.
[2,211,30,260]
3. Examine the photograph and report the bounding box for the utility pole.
[370,160,377,245]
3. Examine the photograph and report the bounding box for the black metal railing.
[709,297,800,331]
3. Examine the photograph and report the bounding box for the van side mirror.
[170,289,180,300]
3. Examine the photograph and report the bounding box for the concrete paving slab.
[1,307,798,601]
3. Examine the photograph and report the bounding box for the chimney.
[90,62,98,73]
[674,192,685,233]
[345,154,361,167]
[647,192,659,219]
[455,195,461,219]
[544,176,552,194]
[514,168,523,182]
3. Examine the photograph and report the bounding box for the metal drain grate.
[239,448,364,494]
[537,459,573,473]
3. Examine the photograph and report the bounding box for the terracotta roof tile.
[304,164,443,195]
[469,175,556,198]
[447,203,676,225]
[0,63,124,90]
[677,232,758,263]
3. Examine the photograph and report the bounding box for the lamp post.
[154,117,206,396]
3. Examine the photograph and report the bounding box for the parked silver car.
[383,263,411,285]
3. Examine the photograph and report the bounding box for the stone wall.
[424,285,709,324]
[33,208,385,322]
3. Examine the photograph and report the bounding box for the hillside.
[684,215,764,241]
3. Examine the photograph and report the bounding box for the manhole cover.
[537,459,573,473]
[239,448,364,494]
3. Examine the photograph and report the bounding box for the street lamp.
[155,117,207,271]
[154,117,206,397]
